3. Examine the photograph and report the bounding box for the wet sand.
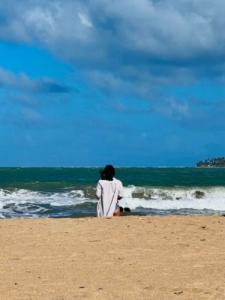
[0,216,225,300]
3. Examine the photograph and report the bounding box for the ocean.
[0,167,225,219]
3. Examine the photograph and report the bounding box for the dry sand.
[0,216,225,300]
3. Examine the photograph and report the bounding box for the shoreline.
[0,216,225,299]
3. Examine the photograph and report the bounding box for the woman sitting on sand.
[96,165,123,217]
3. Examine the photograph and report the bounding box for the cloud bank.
[0,0,225,97]
[0,67,70,94]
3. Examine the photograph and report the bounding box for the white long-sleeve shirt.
[96,178,123,217]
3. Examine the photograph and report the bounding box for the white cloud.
[24,6,58,39]
[1,1,224,59]
[78,12,93,28]
[152,98,190,120]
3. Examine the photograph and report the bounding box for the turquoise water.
[0,167,225,218]
[0,167,225,190]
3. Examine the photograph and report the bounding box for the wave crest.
[1,186,225,218]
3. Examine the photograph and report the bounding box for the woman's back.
[96,174,123,217]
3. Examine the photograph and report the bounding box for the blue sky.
[0,0,225,166]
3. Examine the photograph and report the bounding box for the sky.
[0,0,225,167]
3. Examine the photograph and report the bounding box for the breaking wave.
[0,186,225,218]
[120,186,225,212]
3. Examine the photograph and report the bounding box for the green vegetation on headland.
[196,157,225,167]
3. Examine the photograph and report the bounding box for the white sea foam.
[0,188,96,218]
[0,189,88,206]
[120,186,225,211]
[0,186,225,218]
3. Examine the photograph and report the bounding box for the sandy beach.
[0,216,224,300]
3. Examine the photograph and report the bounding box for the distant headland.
[196,157,225,167]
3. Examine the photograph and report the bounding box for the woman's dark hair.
[100,165,115,181]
